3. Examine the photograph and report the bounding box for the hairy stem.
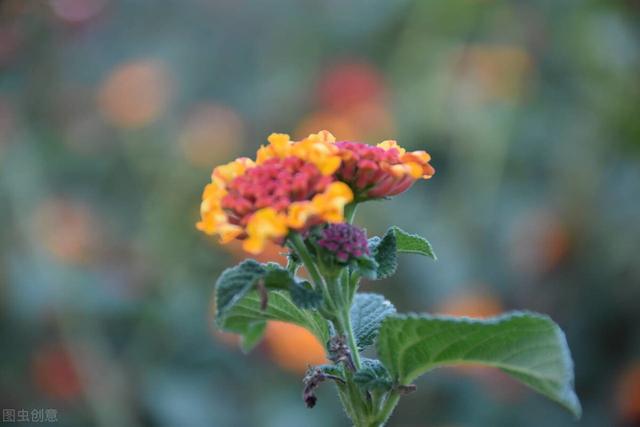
[340,308,362,370]
[372,392,401,426]
[288,233,336,312]
[290,231,399,426]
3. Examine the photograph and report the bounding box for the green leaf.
[368,231,398,279]
[238,321,267,353]
[391,226,437,260]
[350,293,396,349]
[353,255,378,280]
[215,260,268,319]
[263,263,295,290]
[354,358,393,392]
[218,290,330,345]
[377,312,581,418]
[289,280,323,309]
[367,226,435,280]
[264,263,325,309]
[316,363,345,379]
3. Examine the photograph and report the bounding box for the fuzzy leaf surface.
[377,312,581,418]
[350,293,396,349]
[368,231,397,279]
[391,226,436,260]
[215,260,268,320]
[238,321,267,353]
[218,290,330,346]
[354,358,393,392]
[289,281,323,309]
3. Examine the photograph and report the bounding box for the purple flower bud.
[317,223,370,263]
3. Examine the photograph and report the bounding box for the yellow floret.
[243,208,289,254]
[313,182,354,223]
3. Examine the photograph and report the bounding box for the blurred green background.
[1,1,639,426]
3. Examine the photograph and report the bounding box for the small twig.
[257,280,268,311]
[397,384,417,395]
[328,335,356,372]
[302,366,345,408]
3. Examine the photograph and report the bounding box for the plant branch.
[340,309,362,370]
[288,233,336,312]
[372,392,401,426]
[289,231,390,426]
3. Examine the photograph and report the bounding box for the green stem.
[289,233,323,288]
[343,378,369,426]
[288,233,336,311]
[336,384,359,424]
[339,270,361,370]
[290,231,393,426]
[345,202,358,224]
[371,392,401,426]
[341,308,362,370]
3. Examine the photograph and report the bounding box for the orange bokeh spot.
[437,290,503,319]
[300,60,394,143]
[509,209,571,276]
[616,362,640,423]
[31,344,82,401]
[32,198,102,265]
[318,61,386,112]
[98,59,171,129]
[179,103,244,167]
[264,321,327,374]
[225,240,287,265]
[296,111,361,142]
[296,102,395,144]
[346,101,395,140]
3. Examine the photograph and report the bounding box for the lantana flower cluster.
[204,128,581,427]
[197,130,434,254]
[317,223,370,263]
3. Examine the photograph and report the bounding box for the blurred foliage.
[1,0,639,426]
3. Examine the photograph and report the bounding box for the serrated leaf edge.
[378,311,581,418]
[391,226,437,260]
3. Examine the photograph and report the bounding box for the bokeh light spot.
[98,59,172,129]
[264,321,327,374]
[179,103,244,167]
[32,198,103,265]
[318,61,386,112]
[437,289,504,319]
[32,344,82,401]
